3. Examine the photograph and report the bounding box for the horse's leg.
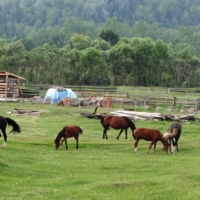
[153,142,157,154]
[172,138,178,152]
[1,128,7,148]
[168,138,172,153]
[60,139,65,149]
[116,129,124,140]
[134,139,139,153]
[146,141,154,154]
[170,138,176,153]
[65,139,68,149]
[61,138,68,149]
[74,135,79,149]
[125,129,128,140]
[103,128,108,139]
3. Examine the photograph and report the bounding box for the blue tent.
[44,88,77,103]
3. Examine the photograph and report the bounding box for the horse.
[132,128,171,154]
[100,115,136,139]
[54,125,83,150]
[0,116,21,148]
[163,123,182,153]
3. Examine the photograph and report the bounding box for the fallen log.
[13,108,42,116]
[110,110,195,121]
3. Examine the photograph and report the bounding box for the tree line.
[0,30,200,88]
[1,1,200,57]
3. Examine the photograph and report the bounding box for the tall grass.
[0,103,200,200]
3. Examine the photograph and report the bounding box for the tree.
[80,47,110,85]
[5,40,25,74]
[99,29,119,46]
[109,42,134,85]
[91,37,111,51]
[68,33,91,50]
[131,37,157,86]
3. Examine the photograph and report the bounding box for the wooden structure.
[0,71,25,98]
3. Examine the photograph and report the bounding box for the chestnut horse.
[0,116,21,148]
[163,123,181,153]
[100,116,136,139]
[54,125,83,150]
[132,128,170,154]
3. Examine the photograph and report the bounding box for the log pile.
[13,109,42,116]
[110,110,196,121]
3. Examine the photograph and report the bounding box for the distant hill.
[1,0,200,38]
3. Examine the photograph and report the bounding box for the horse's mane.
[123,116,136,130]
[54,127,65,143]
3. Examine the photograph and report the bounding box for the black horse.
[167,123,182,152]
[0,116,21,148]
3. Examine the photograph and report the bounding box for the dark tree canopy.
[99,29,119,46]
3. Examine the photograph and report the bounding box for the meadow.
[0,102,200,200]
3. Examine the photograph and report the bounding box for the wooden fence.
[18,84,200,112]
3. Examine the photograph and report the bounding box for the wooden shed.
[0,71,26,98]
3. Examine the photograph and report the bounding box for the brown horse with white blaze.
[132,128,171,154]
[54,125,83,150]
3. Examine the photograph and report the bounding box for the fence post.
[134,101,136,111]
[20,98,22,108]
[80,85,82,97]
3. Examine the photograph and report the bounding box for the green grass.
[0,103,200,200]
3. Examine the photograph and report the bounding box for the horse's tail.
[100,116,106,126]
[163,127,178,140]
[79,127,83,134]
[124,116,136,131]
[6,118,21,133]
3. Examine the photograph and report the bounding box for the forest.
[1,0,200,87]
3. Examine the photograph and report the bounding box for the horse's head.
[54,138,60,150]
[163,141,170,153]
[161,134,170,153]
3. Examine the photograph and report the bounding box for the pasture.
[0,102,200,200]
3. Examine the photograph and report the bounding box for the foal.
[54,125,83,150]
[132,128,170,154]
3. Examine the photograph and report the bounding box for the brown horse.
[54,125,83,150]
[132,128,170,154]
[163,124,181,153]
[100,116,136,139]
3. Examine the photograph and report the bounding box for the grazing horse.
[100,116,136,139]
[163,123,181,153]
[132,128,170,154]
[0,116,21,148]
[54,125,83,150]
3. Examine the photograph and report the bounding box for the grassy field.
[0,102,200,200]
